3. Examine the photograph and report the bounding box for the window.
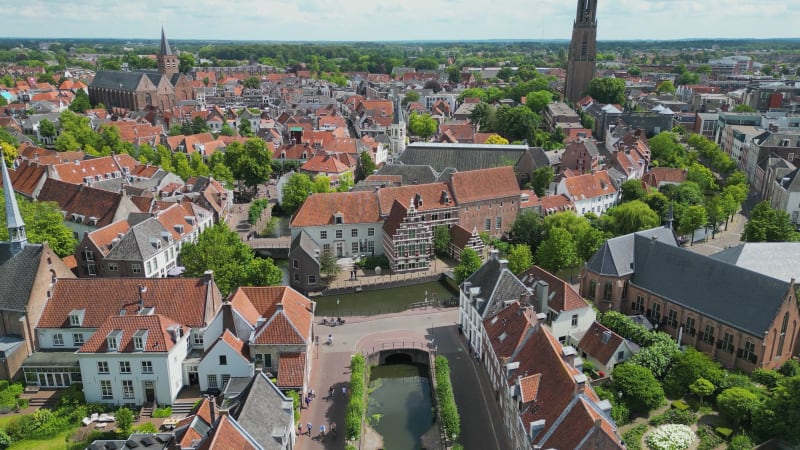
[122,380,134,399]
[777,312,789,357]
[292,259,299,269]
[651,303,661,322]
[571,314,579,327]
[132,264,141,274]
[617,351,625,360]
[323,244,331,253]
[107,337,118,350]
[69,314,81,326]
[293,273,300,282]
[351,242,359,254]
[667,309,678,328]
[262,354,272,368]
[193,334,204,346]
[308,275,317,284]
[368,228,375,236]
[207,375,218,389]
[742,340,756,363]
[702,325,715,344]
[685,317,696,336]
[221,374,231,388]
[721,332,734,353]
[351,229,358,238]
[484,218,491,231]
[97,361,109,374]
[73,333,84,345]
[335,230,343,239]
[588,280,596,300]
[108,263,118,272]
[146,261,152,273]
[320,231,328,240]
[335,216,343,224]
[496,217,502,229]
[52,333,64,346]
[219,355,227,365]
[141,361,153,374]
[632,295,644,312]
[100,380,113,399]
[82,249,95,261]
[603,282,612,301]
[86,263,97,276]
[119,361,131,374]
[367,240,375,253]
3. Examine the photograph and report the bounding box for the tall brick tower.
[157,27,179,77]
[565,0,598,103]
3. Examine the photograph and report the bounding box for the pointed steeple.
[1,153,27,254]
[160,26,173,56]
[392,94,404,126]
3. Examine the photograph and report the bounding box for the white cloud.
[7,0,800,41]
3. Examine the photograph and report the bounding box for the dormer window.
[69,309,85,327]
[133,329,148,351]
[106,330,122,351]
[334,213,343,224]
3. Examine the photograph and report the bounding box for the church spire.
[160,26,173,56]
[1,153,27,254]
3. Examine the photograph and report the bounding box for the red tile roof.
[229,287,314,346]
[562,171,616,201]
[87,220,131,256]
[518,266,588,312]
[8,159,46,197]
[39,277,221,329]
[376,183,455,215]
[449,166,520,204]
[483,301,536,362]
[299,152,353,174]
[37,178,130,228]
[50,154,140,185]
[277,352,306,388]
[205,330,250,361]
[291,191,381,227]
[538,194,575,215]
[540,397,622,450]
[76,314,182,353]
[201,415,260,450]
[577,321,625,366]
[519,373,542,403]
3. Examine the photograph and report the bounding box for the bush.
[0,380,8,391]
[345,354,366,440]
[115,407,134,435]
[152,407,172,418]
[621,423,647,450]
[248,198,270,225]
[697,426,724,450]
[56,383,85,408]
[355,255,389,270]
[434,356,461,440]
[751,368,782,389]
[0,430,10,450]
[285,390,301,423]
[672,400,690,411]
[646,424,695,450]
[716,427,733,439]
[727,435,755,450]
[133,423,158,433]
[650,409,697,426]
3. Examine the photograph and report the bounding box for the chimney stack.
[203,270,214,285]
[209,396,216,424]
[138,284,147,312]
[489,249,499,261]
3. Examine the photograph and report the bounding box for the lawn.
[0,413,28,428]
[9,428,75,450]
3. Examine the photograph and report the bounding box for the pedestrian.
[305,395,311,408]
[298,422,302,436]
[341,386,347,396]
[327,334,333,345]
[319,424,326,437]
[328,386,334,398]
[309,388,315,399]
[307,422,312,436]
[331,422,337,437]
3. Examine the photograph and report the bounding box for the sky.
[9,0,800,42]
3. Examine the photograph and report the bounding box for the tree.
[219,123,236,136]
[677,205,707,243]
[180,224,282,295]
[179,53,196,73]
[354,151,377,182]
[38,118,56,139]
[281,173,314,215]
[507,244,533,274]
[446,65,461,84]
[655,80,676,96]
[69,89,91,113]
[238,119,254,137]
[733,104,756,113]
[531,166,554,197]
[0,142,18,168]
[413,57,439,71]
[628,338,679,380]
[484,134,509,145]
[576,227,607,262]
[401,91,419,106]
[116,407,134,435]
[717,387,760,428]
[743,201,798,242]
[242,76,261,89]
[408,112,438,140]
[607,200,661,235]
[337,172,354,192]
[469,102,497,131]
[433,225,451,257]
[687,162,718,191]
[172,152,192,180]
[525,90,553,113]
[535,227,579,274]
[0,194,77,257]
[587,77,626,104]
[611,363,665,414]
[689,378,715,405]
[664,347,724,398]
[628,66,642,76]
[495,105,540,142]
[620,179,647,203]
[319,250,341,281]
[223,138,272,194]
[675,71,700,85]
[728,435,755,450]
[510,210,544,251]
[454,247,482,284]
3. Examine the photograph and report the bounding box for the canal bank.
[314,279,458,317]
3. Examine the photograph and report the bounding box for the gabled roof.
[37,178,128,228]
[709,243,800,283]
[0,244,44,312]
[204,329,250,362]
[631,235,790,336]
[374,164,439,185]
[277,353,305,388]
[290,190,380,227]
[86,220,131,257]
[39,277,221,329]
[103,217,170,262]
[465,256,530,317]
[8,159,47,197]
[585,226,677,277]
[399,142,529,172]
[483,301,536,362]
[223,372,294,450]
[376,182,456,215]
[449,166,520,203]
[76,314,182,353]
[561,171,617,201]
[229,286,314,346]
[200,415,260,450]
[518,266,588,312]
[577,322,626,366]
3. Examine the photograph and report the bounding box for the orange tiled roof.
[577,321,626,366]
[201,415,260,449]
[77,314,182,353]
[230,287,314,346]
[519,373,542,403]
[483,301,536,362]
[449,166,520,203]
[291,190,380,227]
[518,266,588,312]
[87,220,131,256]
[277,352,306,388]
[562,171,616,200]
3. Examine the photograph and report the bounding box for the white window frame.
[97,361,109,374]
[119,361,131,374]
[52,333,64,346]
[122,380,134,399]
[141,361,153,374]
[100,380,113,399]
[73,333,84,345]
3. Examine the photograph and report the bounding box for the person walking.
[306,422,312,436]
[328,386,334,398]
[327,334,333,345]
[298,422,302,436]
[341,386,347,396]
[331,422,337,437]
[319,424,326,437]
[309,388,315,399]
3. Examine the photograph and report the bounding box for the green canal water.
[314,280,457,317]
[367,363,433,450]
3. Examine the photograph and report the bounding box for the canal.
[314,280,457,317]
[367,363,433,450]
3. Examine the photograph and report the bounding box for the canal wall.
[322,273,447,296]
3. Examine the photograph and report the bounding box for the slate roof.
[709,243,800,283]
[631,235,790,336]
[399,142,529,172]
[224,372,294,450]
[91,71,150,91]
[465,256,530,317]
[374,164,439,185]
[585,226,677,276]
[0,244,43,312]
[104,217,170,262]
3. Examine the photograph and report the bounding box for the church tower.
[565,0,598,103]
[157,27,179,77]
[388,94,406,158]
[1,154,27,255]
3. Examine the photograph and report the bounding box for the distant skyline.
[10,0,799,42]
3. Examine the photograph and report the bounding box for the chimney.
[489,249,499,261]
[534,281,549,315]
[208,396,216,424]
[203,270,214,285]
[138,284,147,312]
[574,373,588,393]
[498,259,508,270]
[561,346,577,367]
[276,302,284,313]
[218,408,229,417]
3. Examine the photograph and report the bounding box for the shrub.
[622,423,648,450]
[434,355,461,440]
[285,390,301,423]
[671,400,690,411]
[751,368,782,390]
[0,380,8,391]
[133,423,158,433]
[56,383,86,408]
[345,354,366,440]
[727,435,755,450]
[646,424,695,450]
[355,255,389,270]
[28,408,70,439]
[697,426,724,450]
[0,430,11,450]
[248,199,270,225]
[716,427,733,439]
[649,409,697,426]
[152,407,172,418]
[115,407,134,435]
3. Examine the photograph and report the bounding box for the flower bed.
[646,424,695,450]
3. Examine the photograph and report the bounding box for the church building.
[565,0,598,103]
[88,28,194,112]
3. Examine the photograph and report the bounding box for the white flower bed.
[645,424,695,450]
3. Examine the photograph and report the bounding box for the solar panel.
[126,439,139,448]
[140,437,156,446]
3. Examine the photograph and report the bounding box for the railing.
[322,273,444,295]
[316,296,458,319]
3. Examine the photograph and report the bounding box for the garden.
[596,311,800,450]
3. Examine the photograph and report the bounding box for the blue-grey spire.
[160,27,173,56]
[1,153,26,254]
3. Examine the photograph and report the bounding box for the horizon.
[10,1,799,42]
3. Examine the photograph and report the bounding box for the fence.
[322,273,444,296]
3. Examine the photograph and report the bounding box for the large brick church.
[89,28,194,112]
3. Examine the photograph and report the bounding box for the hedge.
[248,199,270,225]
[434,356,461,440]
[345,354,367,440]
[621,423,648,450]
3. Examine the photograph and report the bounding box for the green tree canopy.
[531,166,553,198]
[281,173,314,215]
[319,250,341,281]
[242,76,261,89]
[69,89,92,113]
[408,112,438,140]
[535,227,579,273]
[454,247,482,284]
[495,105,540,142]
[354,151,377,182]
[433,225,451,257]
[619,179,647,203]
[525,90,553,113]
[38,118,57,139]
[0,195,77,257]
[664,347,724,397]
[606,200,661,235]
[587,77,626,104]
[655,80,677,96]
[689,377,715,405]
[510,210,544,251]
[717,387,761,428]
[180,223,282,295]
[611,363,665,414]
[506,244,533,274]
[743,201,798,242]
[223,138,272,193]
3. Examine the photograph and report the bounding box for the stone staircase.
[25,395,57,409]
[139,402,155,418]
[170,400,196,417]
